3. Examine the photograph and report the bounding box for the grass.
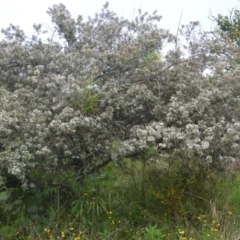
[1,157,240,239]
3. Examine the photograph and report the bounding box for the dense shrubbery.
[1,2,240,239]
[1,2,240,187]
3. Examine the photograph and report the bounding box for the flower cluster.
[0,3,240,187]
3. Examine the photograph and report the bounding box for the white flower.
[11,166,21,175]
[206,156,212,164]
[147,136,155,142]
[158,143,166,148]
[201,141,209,149]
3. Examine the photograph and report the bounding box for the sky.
[0,0,239,37]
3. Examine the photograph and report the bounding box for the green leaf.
[0,191,9,201]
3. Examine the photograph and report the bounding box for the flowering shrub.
[0,2,240,188]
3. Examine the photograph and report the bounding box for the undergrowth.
[1,156,240,240]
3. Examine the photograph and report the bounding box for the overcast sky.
[0,0,239,37]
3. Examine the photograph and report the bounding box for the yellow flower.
[179,237,186,240]
[178,229,185,235]
[197,214,205,220]
[228,211,233,215]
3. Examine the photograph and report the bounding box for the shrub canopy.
[0,2,240,188]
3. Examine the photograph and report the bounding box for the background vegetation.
[1,2,240,239]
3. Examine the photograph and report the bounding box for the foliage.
[0,161,239,239]
[216,8,240,46]
[143,224,165,240]
[146,155,218,221]
[1,2,240,239]
[0,2,239,190]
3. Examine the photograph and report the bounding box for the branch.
[148,59,189,82]
[86,156,112,175]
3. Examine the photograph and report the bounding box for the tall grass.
[1,157,240,239]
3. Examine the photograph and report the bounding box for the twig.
[175,10,183,49]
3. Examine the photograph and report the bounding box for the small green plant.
[98,228,111,240]
[143,224,165,240]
